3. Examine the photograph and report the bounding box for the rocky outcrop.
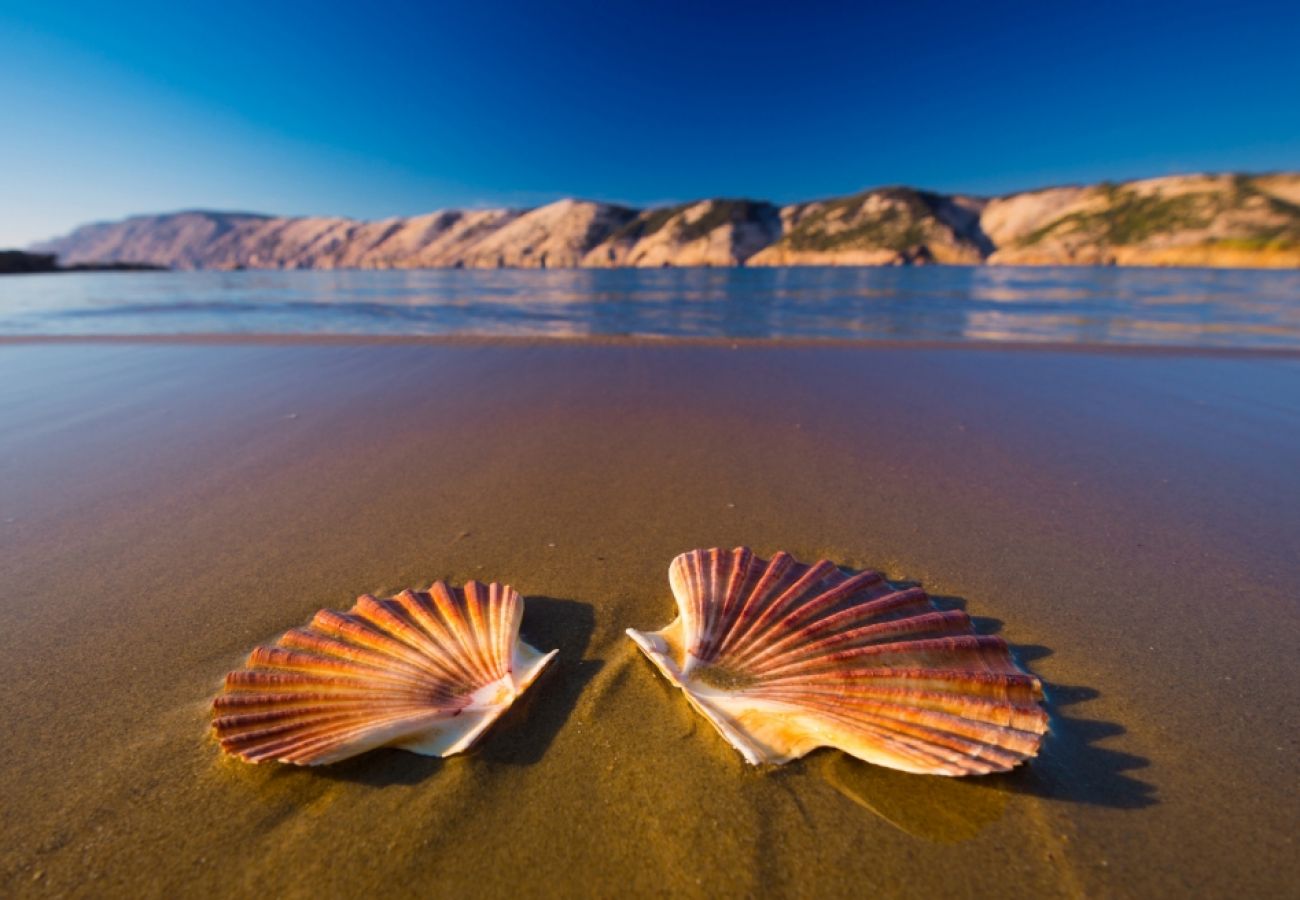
[35,211,272,270]
[455,200,635,269]
[985,174,1300,268]
[583,200,782,267]
[32,172,1300,270]
[373,210,523,268]
[749,188,989,266]
[71,209,533,271]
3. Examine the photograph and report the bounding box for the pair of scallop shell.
[212,549,1047,775]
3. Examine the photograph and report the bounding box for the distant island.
[0,250,163,275]
[29,172,1300,271]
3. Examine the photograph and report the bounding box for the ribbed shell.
[626,548,1048,775]
[212,581,557,765]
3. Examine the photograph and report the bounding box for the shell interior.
[212,581,557,765]
[626,547,1049,776]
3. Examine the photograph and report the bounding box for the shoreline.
[7,260,1300,274]
[6,266,1297,354]
[4,331,1300,360]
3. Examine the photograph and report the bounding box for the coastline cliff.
[31,173,1300,270]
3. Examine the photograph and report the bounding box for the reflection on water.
[1,266,1298,348]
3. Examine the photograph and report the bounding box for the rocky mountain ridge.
[31,173,1300,270]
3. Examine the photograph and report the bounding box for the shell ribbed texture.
[627,548,1049,775]
[213,581,556,765]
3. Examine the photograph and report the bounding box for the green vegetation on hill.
[1020,176,1300,249]
[0,250,165,274]
[1021,187,1210,246]
[607,204,687,243]
[0,250,58,273]
[783,188,939,252]
[1232,179,1300,249]
[31,172,1300,269]
[675,200,769,243]
[606,200,775,245]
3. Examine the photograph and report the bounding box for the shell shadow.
[822,588,1155,830]
[311,747,445,787]
[977,679,1156,810]
[477,595,601,766]
[927,590,1005,637]
[313,595,596,785]
[931,591,1155,811]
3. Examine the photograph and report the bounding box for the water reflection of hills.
[3,265,1298,348]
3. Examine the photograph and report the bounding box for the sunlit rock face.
[583,200,783,267]
[749,188,989,267]
[32,173,1300,270]
[983,174,1300,268]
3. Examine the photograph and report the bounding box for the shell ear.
[627,547,1048,775]
[212,582,557,765]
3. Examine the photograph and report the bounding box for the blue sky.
[2,0,1298,246]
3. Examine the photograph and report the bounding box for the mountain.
[30,173,1300,270]
[983,174,1300,267]
[453,199,634,268]
[748,187,989,266]
[35,211,273,270]
[583,200,782,267]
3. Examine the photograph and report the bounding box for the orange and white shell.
[626,548,1048,776]
[212,582,557,765]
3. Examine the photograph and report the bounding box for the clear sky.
[2,0,1298,246]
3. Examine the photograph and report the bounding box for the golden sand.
[1,339,1296,897]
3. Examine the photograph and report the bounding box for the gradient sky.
[2,0,1298,246]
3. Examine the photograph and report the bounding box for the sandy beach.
[1,337,1296,897]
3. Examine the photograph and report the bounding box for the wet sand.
[1,338,1297,897]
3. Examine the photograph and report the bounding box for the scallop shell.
[626,548,1048,775]
[212,581,557,765]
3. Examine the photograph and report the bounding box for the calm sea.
[2,266,1298,348]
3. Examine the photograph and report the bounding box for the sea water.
[1,265,1298,348]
